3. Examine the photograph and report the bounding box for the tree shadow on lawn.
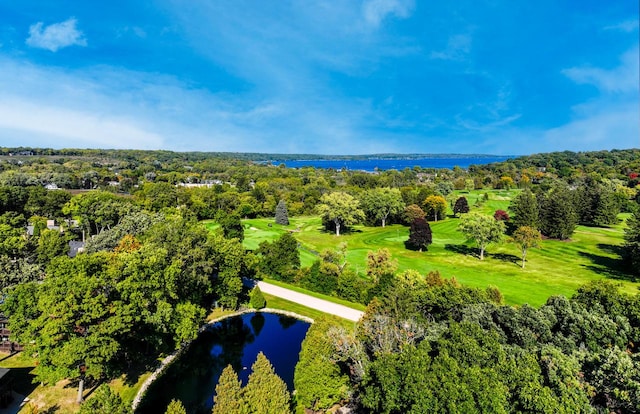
[316,226,363,236]
[491,253,521,266]
[578,244,637,282]
[121,357,159,388]
[8,367,38,397]
[444,244,520,266]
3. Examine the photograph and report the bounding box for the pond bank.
[131,308,312,412]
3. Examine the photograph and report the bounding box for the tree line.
[293,276,640,413]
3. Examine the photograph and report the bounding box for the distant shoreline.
[262,155,513,171]
[258,153,517,162]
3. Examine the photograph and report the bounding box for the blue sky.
[0,1,637,155]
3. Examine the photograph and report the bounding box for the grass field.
[236,189,639,307]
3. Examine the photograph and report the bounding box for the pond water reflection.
[137,312,310,413]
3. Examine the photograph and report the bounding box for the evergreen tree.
[623,210,640,275]
[510,188,539,229]
[577,179,619,226]
[250,286,266,309]
[453,196,470,217]
[538,185,578,240]
[213,365,247,414]
[164,399,186,414]
[405,218,433,251]
[244,352,291,414]
[274,199,289,225]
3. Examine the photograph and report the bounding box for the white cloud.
[514,47,640,152]
[466,99,638,156]
[362,0,414,28]
[0,98,164,149]
[0,57,383,154]
[562,47,639,94]
[26,18,87,52]
[604,19,639,33]
[540,101,638,147]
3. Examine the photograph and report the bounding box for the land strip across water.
[246,279,364,322]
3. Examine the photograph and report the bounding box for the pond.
[136,312,311,413]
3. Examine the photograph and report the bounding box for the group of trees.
[212,353,291,414]
[508,177,627,243]
[257,231,402,306]
[13,220,241,386]
[0,186,73,293]
[304,276,640,413]
[315,189,458,240]
[456,179,627,266]
[1,195,252,401]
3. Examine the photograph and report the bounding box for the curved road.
[250,280,364,322]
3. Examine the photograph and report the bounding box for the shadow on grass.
[0,352,19,363]
[316,225,363,236]
[490,253,521,266]
[121,357,160,388]
[9,367,38,397]
[578,244,637,282]
[444,244,521,266]
[445,244,476,256]
[597,243,625,257]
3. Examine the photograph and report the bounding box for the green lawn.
[229,189,639,307]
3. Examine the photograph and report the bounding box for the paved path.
[253,280,364,322]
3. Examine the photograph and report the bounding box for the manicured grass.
[262,293,356,331]
[110,371,152,406]
[243,217,319,265]
[205,307,239,322]
[231,190,639,307]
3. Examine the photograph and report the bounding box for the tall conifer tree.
[212,365,246,414]
[510,188,539,229]
[275,199,289,225]
[164,399,186,414]
[244,352,291,414]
